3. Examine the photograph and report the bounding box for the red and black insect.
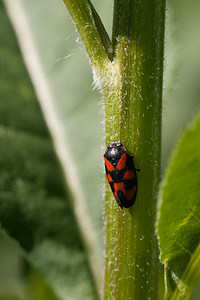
[104,141,138,209]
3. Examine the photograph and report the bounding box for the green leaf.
[157,110,200,300]
[2,1,106,289]
[0,1,98,299]
[0,232,60,300]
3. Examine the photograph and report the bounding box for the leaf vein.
[174,240,192,256]
[188,207,200,223]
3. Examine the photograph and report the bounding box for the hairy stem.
[63,0,112,68]
[63,0,166,298]
[104,0,166,299]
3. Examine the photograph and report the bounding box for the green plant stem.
[63,0,112,68]
[63,0,166,298]
[104,0,166,299]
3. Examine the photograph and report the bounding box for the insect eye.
[116,142,122,149]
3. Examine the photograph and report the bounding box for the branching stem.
[63,0,166,298]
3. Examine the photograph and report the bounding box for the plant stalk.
[104,0,166,299]
[62,0,166,298]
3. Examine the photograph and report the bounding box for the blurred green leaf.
[191,278,200,300]
[0,232,60,300]
[162,0,200,167]
[26,269,62,300]
[0,1,98,299]
[157,110,200,300]
[2,0,114,289]
[0,233,25,300]
[161,2,200,297]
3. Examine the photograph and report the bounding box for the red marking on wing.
[123,170,135,180]
[116,153,127,170]
[124,186,137,201]
[107,173,113,183]
[113,182,125,201]
[104,157,115,172]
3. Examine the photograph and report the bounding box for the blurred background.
[0,0,200,299]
